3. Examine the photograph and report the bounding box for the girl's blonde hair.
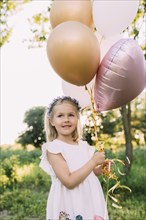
[44,96,82,142]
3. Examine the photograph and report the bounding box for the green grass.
[108,195,146,220]
[0,145,146,219]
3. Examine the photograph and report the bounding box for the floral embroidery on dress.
[48,211,103,220]
[59,211,71,220]
[58,211,83,220]
[76,215,83,220]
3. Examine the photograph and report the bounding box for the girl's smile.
[62,125,71,128]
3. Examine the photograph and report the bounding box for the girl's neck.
[57,136,78,145]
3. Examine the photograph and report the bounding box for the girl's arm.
[47,151,105,189]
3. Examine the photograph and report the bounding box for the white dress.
[39,139,109,220]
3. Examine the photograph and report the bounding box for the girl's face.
[50,103,79,139]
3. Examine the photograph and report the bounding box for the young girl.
[40,96,109,220]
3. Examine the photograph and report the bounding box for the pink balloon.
[62,78,95,108]
[94,38,146,112]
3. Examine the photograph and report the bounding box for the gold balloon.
[47,21,100,86]
[50,0,92,29]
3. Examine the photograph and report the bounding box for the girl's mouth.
[62,125,71,128]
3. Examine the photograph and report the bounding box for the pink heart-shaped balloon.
[94,38,145,112]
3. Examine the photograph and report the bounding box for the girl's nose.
[64,116,69,122]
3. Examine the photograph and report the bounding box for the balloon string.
[99,35,104,45]
[84,85,131,214]
[85,85,103,151]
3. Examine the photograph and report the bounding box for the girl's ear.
[49,118,54,127]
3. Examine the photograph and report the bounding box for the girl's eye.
[69,114,75,117]
[57,114,63,117]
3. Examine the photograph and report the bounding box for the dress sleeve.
[39,141,65,176]
[46,143,63,155]
[39,143,52,175]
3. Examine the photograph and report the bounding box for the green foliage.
[19,164,51,191]
[125,0,145,51]
[122,148,146,195]
[0,146,50,219]
[0,155,20,191]
[108,195,146,220]
[0,0,30,47]
[0,189,47,219]
[101,110,123,135]
[131,93,146,144]
[0,147,41,164]
[16,106,46,148]
[25,7,51,48]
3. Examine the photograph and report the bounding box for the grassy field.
[0,145,146,220]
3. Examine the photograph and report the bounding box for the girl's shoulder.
[42,140,56,147]
[79,139,89,145]
[42,139,63,154]
[79,139,96,156]
[79,139,92,148]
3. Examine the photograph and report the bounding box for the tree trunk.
[120,103,133,173]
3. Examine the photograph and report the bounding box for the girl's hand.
[102,159,113,173]
[91,151,105,166]
[93,159,113,176]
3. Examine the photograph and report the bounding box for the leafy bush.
[16,106,46,148]
[122,148,146,195]
[0,155,20,191]
[108,195,146,220]
[0,148,41,164]
[17,164,51,191]
[0,188,47,219]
